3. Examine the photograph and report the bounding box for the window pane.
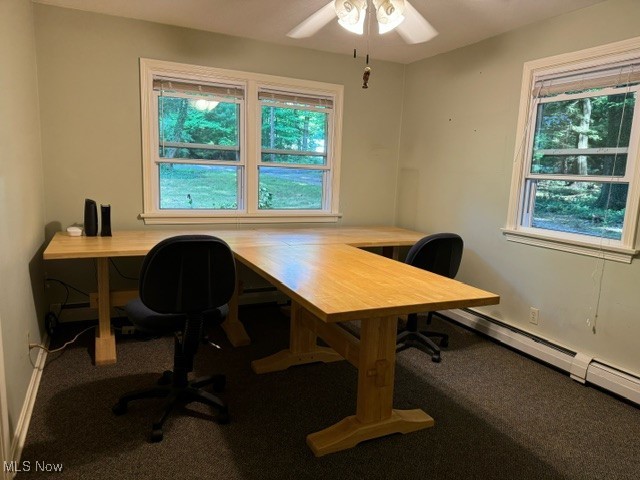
[158,97,239,156]
[533,93,635,161]
[261,153,325,165]
[159,163,238,210]
[261,106,327,158]
[528,180,627,240]
[531,154,627,176]
[258,167,324,210]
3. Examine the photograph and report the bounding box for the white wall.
[398,0,640,375]
[0,0,46,443]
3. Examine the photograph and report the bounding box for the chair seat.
[125,298,229,335]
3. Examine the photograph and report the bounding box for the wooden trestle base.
[306,409,434,457]
[251,302,435,456]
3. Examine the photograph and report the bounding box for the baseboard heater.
[442,308,640,406]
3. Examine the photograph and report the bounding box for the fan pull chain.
[354,51,372,88]
[354,49,372,88]
[362,3,372,89]
[362,66,371,89]
[362,52,371,89]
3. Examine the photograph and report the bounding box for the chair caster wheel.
[112,402,127,415]
[431,354,441,363]
[150,429,163,442]
[217,412,229,425]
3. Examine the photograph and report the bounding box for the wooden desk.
[43,229,287,364]
[42,227,425,365]
[234,243,499,456]
[43,227,499,455]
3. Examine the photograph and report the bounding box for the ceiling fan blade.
[287,1,336,39]
[396,1,438,44]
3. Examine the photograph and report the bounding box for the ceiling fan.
[287,0,438,44]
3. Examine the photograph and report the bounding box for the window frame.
[504,38,640,263]
[153,87,246,211]
[257,91,333,211]
[139,58,343,224]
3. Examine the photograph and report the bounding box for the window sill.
[502,228,638,263]
[140,211,343,225]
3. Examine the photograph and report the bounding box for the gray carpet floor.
[18,305,640,479]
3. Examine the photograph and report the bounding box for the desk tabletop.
[253,226,425,248]
[42,226,499,324]
[42,229,285,259]
[42,226,426,260]
[234,243,500,323]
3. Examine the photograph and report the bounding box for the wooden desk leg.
[221,278,250,347]
[94,258,116,366]
[251,302,343,374]
[306,315,434,457]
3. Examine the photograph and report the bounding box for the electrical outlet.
[529,307,539,325]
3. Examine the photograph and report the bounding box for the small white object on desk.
[67,226,82,237]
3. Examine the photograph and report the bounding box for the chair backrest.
[139,235,236,315]
[405,233,463,279]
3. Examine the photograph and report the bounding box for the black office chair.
[396,233,463,363]
[112,235,236,442]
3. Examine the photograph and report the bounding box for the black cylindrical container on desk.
[83,199,98,236]
[100,204,112,237]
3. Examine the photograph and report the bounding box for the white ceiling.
[33,0,607,64]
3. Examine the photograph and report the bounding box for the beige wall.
[0,0,633,460]
[33,5,406,232]
[399,0,640,375]
[30,0,640,386]
[33,4,407,303]
[0,0,46,440]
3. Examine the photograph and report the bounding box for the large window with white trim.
[139,59,343,224]
[504,39,640,263]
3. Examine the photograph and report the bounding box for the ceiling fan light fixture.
[288,0,437,45]
[335,0,367,34]
[338,13,367,35]
[373,0,406,34]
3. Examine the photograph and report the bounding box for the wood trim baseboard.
[0,318,9,480]
[9,336,48,475]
